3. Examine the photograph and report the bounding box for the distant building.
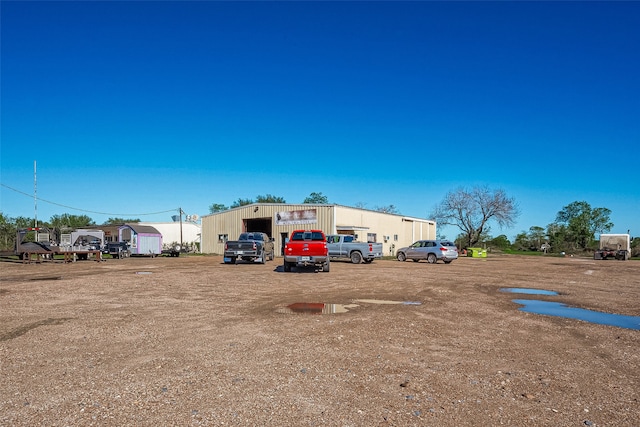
[138,221,201,250]
[201,203,435,256]
[97,221,201,251]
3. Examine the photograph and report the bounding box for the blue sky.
[1,1,638,241]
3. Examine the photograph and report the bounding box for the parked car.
[396,240,458,264]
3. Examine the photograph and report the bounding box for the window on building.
[218,234,228,243]
[394,234,398,241]
[367,233,377,243]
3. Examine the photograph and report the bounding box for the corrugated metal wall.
[334,205,435,255]
[201,204,436,256]
[201,204,334,255]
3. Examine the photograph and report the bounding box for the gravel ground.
[1,254,638,426]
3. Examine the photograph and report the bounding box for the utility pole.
[34,160,38,241]
[179,208,183,250]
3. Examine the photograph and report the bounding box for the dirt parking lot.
[1,254,638,426]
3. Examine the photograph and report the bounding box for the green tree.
[255,194,286,203]
[454,229,491,250]
[0,215,42,249]
[431,186,519,248]
[513,226,547,251]
[553,201,613,251]
[488,234,511,250]
[14,216,34,228]
[512,232,529,250]
[48,214,95,243]
[303,192,329,204]
[104,217,141,224]
[230,198,254,208]
[546,223,568,253]
[0,212,16,251]
[208,204,228,213]
[528,226,546,250]
[631,236,640,258]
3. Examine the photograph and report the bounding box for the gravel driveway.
[1,254,638,426]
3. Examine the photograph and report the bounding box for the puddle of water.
[500,288,559,296]
[353,299,422,305]
[276,302,359,315]
[513,299,640,330]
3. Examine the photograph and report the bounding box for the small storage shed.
[118,224,162,256]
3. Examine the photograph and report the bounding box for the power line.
[1,183,178,216]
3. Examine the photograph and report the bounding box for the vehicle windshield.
[440,241,455,247]
[240,233,263,241]
[292,231,324,241]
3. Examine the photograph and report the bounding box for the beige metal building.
[201,204,436,257]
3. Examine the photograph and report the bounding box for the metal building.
[201,204,436,256]
[138,222,201,250]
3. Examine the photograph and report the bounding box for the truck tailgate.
[286,242,327,256]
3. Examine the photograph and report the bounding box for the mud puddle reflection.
[277,299,422,315]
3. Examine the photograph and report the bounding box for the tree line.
[430,189,635,256]
[2,188,634,256]
[0,214,140,251]
[208,192,399,214]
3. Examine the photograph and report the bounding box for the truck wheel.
[397,252,406,262]
[350,251,363,264]
[323,260,330,272]
[427,253,437,264]
[226,256,236,265]
[259,250,266,264]
[269,250,274,261]
[283,261,292,272]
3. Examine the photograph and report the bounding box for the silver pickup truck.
[224,232,275,264]
[326,234,383,264]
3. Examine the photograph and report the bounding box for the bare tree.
[431,187,519,248]
[375,204,399,214]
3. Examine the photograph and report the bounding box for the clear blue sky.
[1,1,638,241]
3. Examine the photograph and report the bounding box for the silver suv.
[396,240,458,264]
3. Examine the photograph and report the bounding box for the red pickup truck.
[283,230,330,272]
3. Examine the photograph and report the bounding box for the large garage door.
[244,218,272,237]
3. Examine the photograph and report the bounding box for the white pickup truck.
[326,234,383,264]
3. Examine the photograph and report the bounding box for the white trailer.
[594,234,631,260]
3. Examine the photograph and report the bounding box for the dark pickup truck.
[104,242,131,259]
[224,232,275,264]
